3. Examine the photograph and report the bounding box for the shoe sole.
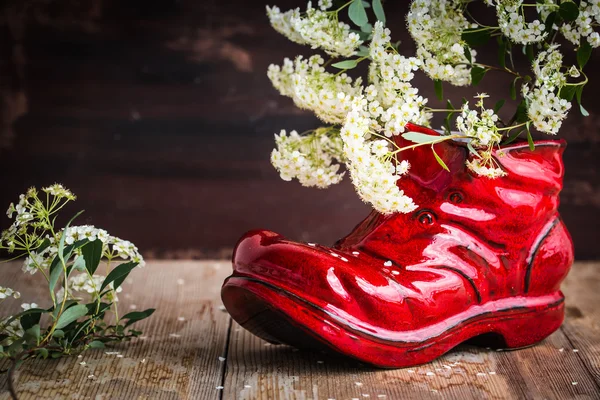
[221,276,565,368]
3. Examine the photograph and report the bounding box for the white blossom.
[21,302,39,310]
[523,47,573,135]
[271,129,345,188]
[407,0,475,86]
[0,286,20,300]
[466,158,507,179]
[268,55,363,124]
[494,0,548,44]
[456,95,502,147]
[266,4,363,57]
[340,97,417,215]
[0,317,24,346]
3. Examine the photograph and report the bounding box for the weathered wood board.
[0,261,599,399]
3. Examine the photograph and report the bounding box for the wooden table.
[0,261,598,400]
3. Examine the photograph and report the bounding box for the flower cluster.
[495,1,547,44]
[523,46,573,135]
[57,274,123,303]
[341,98,417,214]
[22,225,145,276]
[369,22,430,134]
[0,285,20,300]
[268,55,363,124]
[407,0,475,86]
[0,186,151,359]
[267,3,363,57]
[0,317,24,346]
[456,95,502,147]
[270,128,345,188]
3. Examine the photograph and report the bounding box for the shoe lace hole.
[417,211,435,225]
[449,192,463,204]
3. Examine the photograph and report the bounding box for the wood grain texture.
[0,261,232,400]
[0,261,598,400]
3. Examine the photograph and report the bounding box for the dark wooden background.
[0,0,598,259]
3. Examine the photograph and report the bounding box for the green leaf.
[122,308,156,328]
[356,46,370,57]
[360,22,373,33]
[55,304,88,329]
[37,348,49,359]
[497,39,506,69]
[82,239,103,275]
[372,0,386,23]
[525,44,534,62]
[526,123,535,152]
[36,238,51,254]
[576,86,589,116]
[559,85,577,101]
[466,141,481,158]
[461,28,491,47]
[24,324,41,344]
[544,11,558,33]
[100,261,138,293]
[471,66,487,86]
[348,0,368,27]
[331,59,358,70]
[464,45,472,64]
[20,308,45,331]
[504,129,524,145]
[434,79,443,101]
[431,145,450,172]
[510,77,520,100]
[577,40,592,70]
[494,99,506,114]
[72,255,86,272]
[52,329,65,338]
[515,100,529,123]
[559,1,579,21]
[402,131,441,144]
[88,340,105,349]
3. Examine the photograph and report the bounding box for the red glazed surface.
[221,123,574,368]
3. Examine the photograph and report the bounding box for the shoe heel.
[494,298,564,349]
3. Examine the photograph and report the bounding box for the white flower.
[268,55,364,124]
[271,129,345,188]
[466,158,506,179]
[455,97,502,147]
[21,302,39,310]
[0,286,20,300]
[0,317,24,346]
[523,47,573,135]
[267,4,363,57]
[317,0,332,11]
[396,160,411,175]
[42,184,76,200]
[494,1,548,44]
[407,0,475,86]
[340,98,418,215]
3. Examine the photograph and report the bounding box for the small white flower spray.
[0,185,154,397]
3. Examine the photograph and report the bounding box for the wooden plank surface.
[1,261,599,400]
[0,261,232,400]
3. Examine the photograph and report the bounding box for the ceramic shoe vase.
[221,123,574,368]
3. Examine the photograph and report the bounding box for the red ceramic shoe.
[221,123,574,368]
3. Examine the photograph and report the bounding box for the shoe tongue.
[394,123,467,192]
